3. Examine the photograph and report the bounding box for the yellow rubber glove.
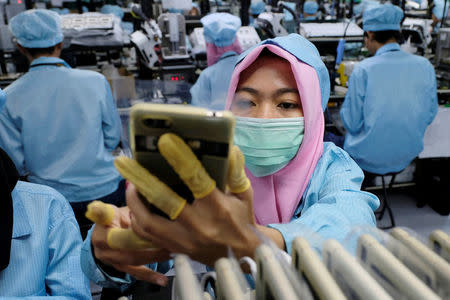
[105,134,251,251]
[85,201,115,226]
[107,228,154,250]
[158,133,216,199]
[227,145,251,194]
[114,157,186,220]
[85,201,154,249]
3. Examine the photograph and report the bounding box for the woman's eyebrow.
[273,88,299,98]
[236,87,259,95]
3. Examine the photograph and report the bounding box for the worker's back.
[190,52,239,110]
[341,44,438,174]
[0,57,122,202]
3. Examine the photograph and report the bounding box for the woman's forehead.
[237,55,295,89]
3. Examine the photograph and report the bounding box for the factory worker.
[100,4,124,19]
[0,9,125,238]
[303,1,319,20]
[190,13,242,110]
[0,89,90,299]
[81,34,378,286]
[250,0,266,22]
[350,0,380,16]
[340,4,438,176]
[432,0,449,30]
[250,0,266,14]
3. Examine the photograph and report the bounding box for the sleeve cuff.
[80,226,133,289]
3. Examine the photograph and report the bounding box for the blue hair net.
[304,1,319,14]
[101,5,125,19]
[201,13,241,47]
[237,34,330,111]
[9,9,63,48]
[363,4,404,31]
[250,1,266,15]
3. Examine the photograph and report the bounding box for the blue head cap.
[363,4,404,31]
[304,1,319,14]
[9,9,63,48]
[201,13,241,47]
[237,34,330,111]
[101,5,125,19]
[0,89,5,112]
[250,1,266,15]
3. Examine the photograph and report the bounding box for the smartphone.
[322,239,392,300]
[429,229,450,263]
[390,228,450,298]
[254,245,302,300]
[129,103,235,217]
[291,237,346,300]
[173,254,204,300]
[214,258,249,300]
[357,234,440,300]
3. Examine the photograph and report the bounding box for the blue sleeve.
[190,72,212,108]
[340,66,367,135]
[80,227,173,291]
[80,227,135,290]
[101,78,121,151]
[0,107,25,174]
[46,194,91,299]
[268,145,379,254]
[425,63,438,125]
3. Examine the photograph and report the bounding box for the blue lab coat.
[190,52,239,110]
[268,142,378,253]
[0,181,90,299]
[341,43,438,174]
[0,57,122,202]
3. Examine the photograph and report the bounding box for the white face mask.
[234,116,305,177]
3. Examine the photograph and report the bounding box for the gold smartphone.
[129,103,235,217]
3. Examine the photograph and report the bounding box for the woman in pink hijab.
[223,34,379,252]
[86,35,379,284]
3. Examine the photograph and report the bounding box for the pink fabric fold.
[206,39,242,66]
[225,44,324,225]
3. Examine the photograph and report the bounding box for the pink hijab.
[206,39,242,66]
[225,44,324,225]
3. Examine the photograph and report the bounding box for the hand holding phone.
[129,103,235,218]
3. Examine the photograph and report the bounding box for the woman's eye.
[278,102,299,109]
[234,99,255,109]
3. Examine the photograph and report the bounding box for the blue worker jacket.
[341,43,438,174]
[0,57,122,202]
[190,52,239,111]
[0,181,90,299]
